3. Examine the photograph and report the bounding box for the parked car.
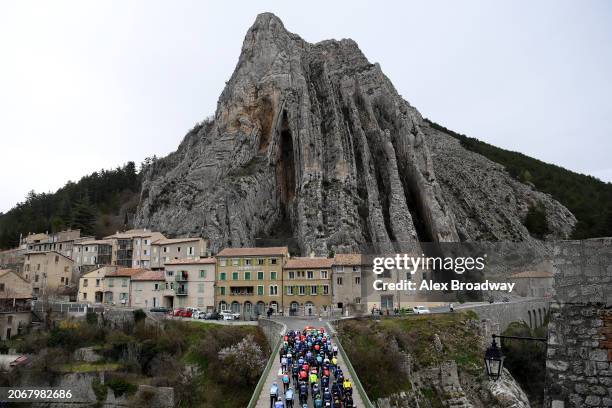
[413,305,431,314]
[206,311,221,320]
[220,310,240,320]
[173,308,192,318]
[173,308,185,317]
[150,307,170,313]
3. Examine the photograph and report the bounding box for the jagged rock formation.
[135,13,576,255]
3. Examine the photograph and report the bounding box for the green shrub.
[106,377,137,397]
[524,203,549,239]
[133,309,146,324]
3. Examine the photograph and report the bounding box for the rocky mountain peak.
[135,14,575,255]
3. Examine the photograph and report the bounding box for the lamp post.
[484,334,547,381]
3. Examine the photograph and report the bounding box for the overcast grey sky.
[1,1,610,213]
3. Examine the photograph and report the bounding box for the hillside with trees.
[425,119,612,239]
[0,162,142,248]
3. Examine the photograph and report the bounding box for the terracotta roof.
[510,271,553,279]
[165,257,216,265]
[217,247,289,257]
[0,269,31,285]
[333,254,363,266]
[106,268,148,278]
[132,270,165,281]
[153,237,203,245]
[285,257,334,269]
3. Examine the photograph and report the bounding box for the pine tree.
[71,196,97,236]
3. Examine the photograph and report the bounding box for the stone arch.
[231,301,241,313]
[528,310,532,328]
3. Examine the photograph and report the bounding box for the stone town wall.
[545,238,612,408]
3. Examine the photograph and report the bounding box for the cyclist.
[270,382,279,407]
[285,387,294,408]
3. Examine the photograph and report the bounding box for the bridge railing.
[247,319,286,408]
[327,320,375,408]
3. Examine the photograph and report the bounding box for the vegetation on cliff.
[425,119,612,240]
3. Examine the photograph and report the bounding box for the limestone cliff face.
[135,13,575,255]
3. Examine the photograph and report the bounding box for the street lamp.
[484,336,504,381]
[484,334,547,381]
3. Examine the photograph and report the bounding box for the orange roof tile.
[333,253,363,266]
[106,268,149,278]
[132,270,165,281]
[285,257,334,269]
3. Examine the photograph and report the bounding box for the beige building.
[78,266,117,304]
[23,251,74,298]
[104,229,166,268]
[73,240,113,273]
[130,270,165,309]
[150,237,208,269]
[163,258,216,310]
[23,229,91,260]
[0,247,26,273]
[0,270,32,340]
[215,247,289,316]
[332,254,365,315]
[103,268,145,306]
[283,257,333,317]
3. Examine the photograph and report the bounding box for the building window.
[198,283,204,293]
[311,285,318,295]
[167,271,174,277]
[220,259,227,266]
[177,247,181,253]
[96,279,100,287]
[270,271,277,280]
[35,275,39,282]
[135,239,140,246]
[0,283,5,292]
[307,270,314,279]
[320,270,328,279]
[298,286,305,295]
[244,271,251,280]
[144,239,149,245]
[109,280,114,287]
[220,272,226,281]
[355,277,361,285]
[55,255,59,263]
[287,286,294,295]
[144,249,149,255]
[122,279,128,287]
[270,258,277,265]
[405,272,412,281]
[232,271,239,280]
[83,292,87,299]
[337,277,343,285]
[323,285,329,295]
[245,258,252,266]
[353,266,360,272]
[83,279,88,287]
[336,266,344,273]
[199,270,207,278]
[288,271,295,279]
[197,297,204,307]
[257,271,264,280]
[232,258,239,266]
[355,297,361,304]
[220,287,226,296]
[163,247,168,253]
[154,283,159,290]
[257,285,264,296]
[270,285,278,296]
[257,258,264,265]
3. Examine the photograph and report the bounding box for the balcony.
[175,272,188,282]
[175,286,188,296]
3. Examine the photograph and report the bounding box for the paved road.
[254,317,365,408]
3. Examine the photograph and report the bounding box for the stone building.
[0,269,32,340]
[215,247,288,316]
[150,237,208,270]
[103,268,146,307]
[73,239,113,273]
[77,266,117,304]
[23,251,74,298]
[510,270,554,298]
[130,270,166,309]
[22,229,91,260]
[163,257,216,311]
[332,254,365,315]
[104,229,165,268]
[283,257,333,317]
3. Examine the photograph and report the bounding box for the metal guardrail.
[327,320,375,408]
[247,320,286,408]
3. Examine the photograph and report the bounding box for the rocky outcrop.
[135,13,576,255]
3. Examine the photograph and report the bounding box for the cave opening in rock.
[278,110,296,206]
